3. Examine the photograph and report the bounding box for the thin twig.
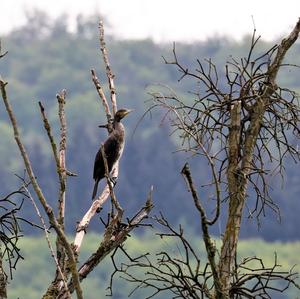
[22,184,71,298]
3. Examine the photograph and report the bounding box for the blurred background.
[0,1,300,298]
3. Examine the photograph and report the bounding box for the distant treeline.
[0,11,300,241]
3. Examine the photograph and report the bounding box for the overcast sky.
[0,0,299,42]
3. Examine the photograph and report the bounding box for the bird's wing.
[93,136,120,180]
[104,136,120,170]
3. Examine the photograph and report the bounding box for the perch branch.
[75,21,122,253]
[101,145,123,217]
[68,188,153,294]
[73,165,119,252]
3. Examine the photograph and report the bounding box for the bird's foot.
[109,176,118,187]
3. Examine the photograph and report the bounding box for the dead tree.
[113,20,300,298]
[0,39,35,299]
[0,22,153,299]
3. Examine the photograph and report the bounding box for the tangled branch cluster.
[232,255,299,298]
[111,215,213,299]
[110,214,299,299]
[133,21,300,299]
[0,179,34,279]
[148,30,300,219]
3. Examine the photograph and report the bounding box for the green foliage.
[0,12,300,242]
[7,234,300,299]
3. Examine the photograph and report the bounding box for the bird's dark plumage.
[92,109,131,199]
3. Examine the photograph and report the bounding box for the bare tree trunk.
[219,99,264,295]
[0,249,7,299]
[218,20,300,296]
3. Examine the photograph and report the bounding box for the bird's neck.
[113,121,125,137]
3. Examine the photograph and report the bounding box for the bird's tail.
[92,179,99,200]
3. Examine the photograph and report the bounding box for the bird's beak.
[124,109,133,117]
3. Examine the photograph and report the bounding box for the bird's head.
[114,108,132,122]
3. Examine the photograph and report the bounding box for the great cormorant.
[92,108,132,199]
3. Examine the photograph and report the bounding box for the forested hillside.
[8,234,300,299]
[1,12,299,241]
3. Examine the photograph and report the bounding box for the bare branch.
[0,80,83,299]
[99,21,117,115]
[181,163,222,297]
[22,183,71,298]
[67,189,153,295]
[91,69,113,132]
[0,40,8,59]
[74,21,123,254]
[100,145,123,217]
[57,90,68,226]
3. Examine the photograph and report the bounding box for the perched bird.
[92,108,132,199]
